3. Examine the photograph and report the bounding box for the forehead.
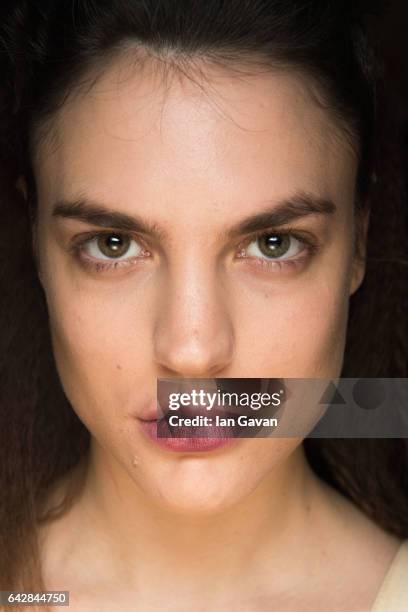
[33,54,357,214]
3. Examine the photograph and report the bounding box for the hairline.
[28,42,360,177]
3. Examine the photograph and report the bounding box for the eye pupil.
[106,235,121,250]
[98,234,130,258]
[258,233,290,258]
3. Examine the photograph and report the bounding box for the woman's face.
[32,54,365,512]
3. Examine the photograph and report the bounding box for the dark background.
[375,0,408,165]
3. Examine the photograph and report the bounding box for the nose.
[153,264,234,377]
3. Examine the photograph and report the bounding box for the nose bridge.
[153,257,234,376]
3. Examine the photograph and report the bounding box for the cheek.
[43,272,154,435]
[231,264,351,378]
[279,281,349,376]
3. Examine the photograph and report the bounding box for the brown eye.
[97,234,131,258]
[257,233,291,258]
[82,233,144,261]
[244,232,304,261]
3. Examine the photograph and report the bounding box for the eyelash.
[237,228,320,271]
[70,231,151,273]
[70,228,320,274]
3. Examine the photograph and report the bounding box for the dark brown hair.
[0,0,407,595]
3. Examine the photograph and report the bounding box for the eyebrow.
[52,191,336,240]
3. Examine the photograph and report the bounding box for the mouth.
[139,378,286,422]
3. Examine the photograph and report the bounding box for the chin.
[133,462,258,515]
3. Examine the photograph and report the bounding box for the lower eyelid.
[78,252,147,273]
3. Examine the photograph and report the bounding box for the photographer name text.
[167,414,278,427]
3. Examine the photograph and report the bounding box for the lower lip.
[137,419,240,452]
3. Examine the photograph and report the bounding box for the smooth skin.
[23,51,400,610]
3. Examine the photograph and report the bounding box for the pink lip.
[137,418,240,453]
